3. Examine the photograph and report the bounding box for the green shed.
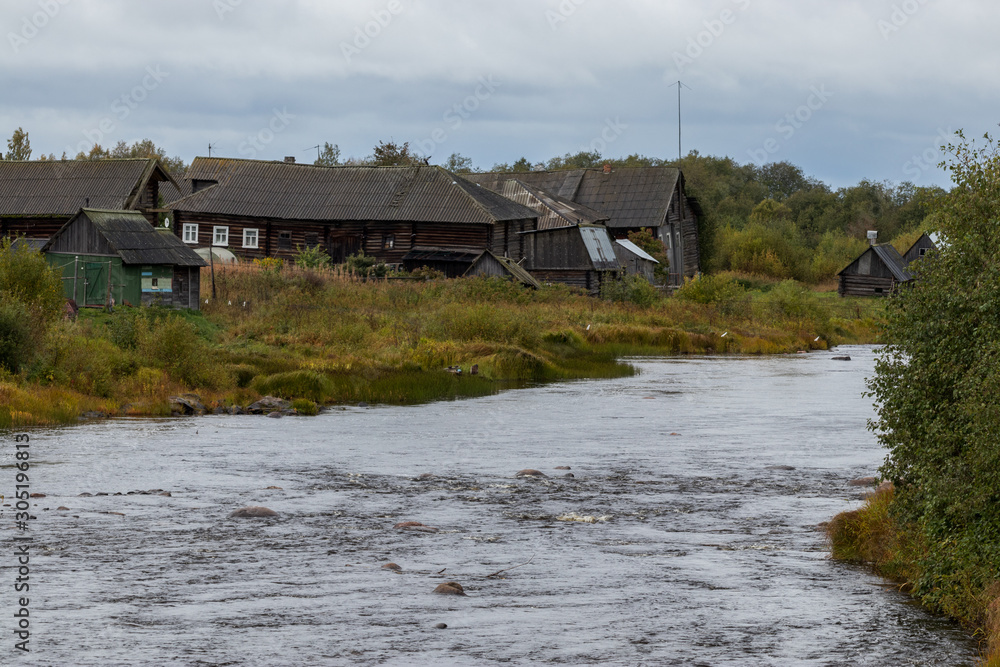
[42,208,207,309]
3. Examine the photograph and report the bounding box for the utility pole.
[667,80,691,162]
[306,145,321,163]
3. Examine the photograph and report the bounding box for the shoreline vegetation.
[0,260,882,429]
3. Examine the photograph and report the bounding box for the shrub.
[105,307,147,350]
[0,300,33,373]
[600,274,661,307]
[0,237,64,327]
[674,273,747,305]
[291,398,319,415]
[252,370,334,402]
[293,244,331,269]
[344,252,389,278]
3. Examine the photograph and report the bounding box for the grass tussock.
[1,264,881,427]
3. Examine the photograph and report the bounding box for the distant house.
[838,244,913,297]
[166,158,539,277]
[521,224,621,295]
[464,250,541,289]
[496,178,609,230]
[465,166,701,286]
[42,209,207,309]
[613,239,659,283]
[903,232,940,265]
[0,158,179,241]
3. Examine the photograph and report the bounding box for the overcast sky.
[1,0,993,189]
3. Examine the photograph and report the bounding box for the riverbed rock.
[57,506,69,511]
[831,355,852,361]
[30,493,45,498]
[394,521,439,533]
[848,476,878,487]
[433,582,466,596]
[382,562,402,571]
[416,473,437,481]
[229,405,245,415]
[246,396,291,415]
[435,622,448,629]
[266,411,283,419]
[765,465,796,471]
[229,506,279,518]
[554,466,571,470]
[169,394,206,415]
[515,469,547,478]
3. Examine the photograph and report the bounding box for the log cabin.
[0,158,178,241]
[902,232,940,265]
[166,158,539,277]
[464,166,701,286]
[837,244,913,297]
[520,224,622,295]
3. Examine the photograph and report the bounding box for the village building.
[613,238,660,283]
[520,224,621,295]
[464,250,542,289]
[465,166,701,286]
[0,158,178,241]
[902,232,940,264]
[42,208,206,309]
[166,158,539,277]
[837,244,913,297]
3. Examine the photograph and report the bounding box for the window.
[278,231,292,251]
[919,247,928,256]
[213,226,229,246]
[243,228,259,249]
[304,232,319,248]
[151,278,159,288]
[182,223,198,244]
[382,234,395,250]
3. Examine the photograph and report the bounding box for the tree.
[371,140,426,167]
[491,157,532,173]
[443,152,474,173]
[870,130,1000,617]
[74,139,186,177]
[4,127,31,161]
[314,142,341,167]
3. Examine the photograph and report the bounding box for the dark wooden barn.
[0,158,179,241]
[42,209,207,309]
[464,250,541,288]
[521,224,621,295]
[166,158,539,277]
[838,244,913,297]
[497,179,609,230]
[613,238,659,283]
[465,166,701,286]
[903,232,940,265]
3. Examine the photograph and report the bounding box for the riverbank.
[828,488,1000,665]
[0,266,882,428]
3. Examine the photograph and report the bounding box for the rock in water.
[433,582,466,596]
[169,393,206,415]
[382,563,402,571]
[394,521,439,533]
[831,355,852,361]
[229,506,278,518]
[246,396,292,415]
[515,469,548,478]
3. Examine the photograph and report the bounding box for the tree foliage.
[870,130,1000,613]
[4,127,31,161]
[314,142,341,167]
[370,140,426,167]
[73,139,187,177]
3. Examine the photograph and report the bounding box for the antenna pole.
[668,80,691,162]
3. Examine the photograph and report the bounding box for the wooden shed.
[903,232,940,265]
[464,250,541,289]
[837,244,913,297]
[521,224,621,295]
[42,209,207,309]
[167,158,539,277]
[613,239,659,283]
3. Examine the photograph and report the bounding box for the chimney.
[867,230,878,246]
[603,164,612,174]
[284,156,296,164]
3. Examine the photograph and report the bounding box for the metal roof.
[465,167,683,228]
[465,250,542,289]
[499,179,609,229]
[872,244,913,281]
[0,159,177,216]
[170,158,538,224]
[579,226,621,271]
[615,239,659,263]
[43,209,207,267]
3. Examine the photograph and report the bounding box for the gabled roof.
[169,158,538,224]
[0,159,178,217]
[465,167,685,228]
[499,179,609,229]
[42,209,207,267]
[465,250,542,289]
[838,244,912,282]
[522,223,621,271]
[615,239,659,263]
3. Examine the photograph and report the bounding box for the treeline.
[6,126,946,284]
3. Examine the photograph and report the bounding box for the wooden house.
[166,158,539,277]
[465,166,701,286]
[613,239,659,283]
[0,158,179,241]
[496,179,609,230]
[903,232,940,265]
[42,209,207,309]
[464,250,541,289]
[521,224,621,295]
[837,244,913,297]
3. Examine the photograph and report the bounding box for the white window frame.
[213,226,229,247]
[182,223,199,244]
[243,228,259,249]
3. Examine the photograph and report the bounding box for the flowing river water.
[2,345,981,665]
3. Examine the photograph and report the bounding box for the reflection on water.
[6,345,979,665]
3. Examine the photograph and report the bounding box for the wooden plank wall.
[1,216,71,240]
[838,275,897,297]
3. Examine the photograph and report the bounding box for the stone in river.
[433,582,466,596]
[229,506,279,518]
[515,469,547,478]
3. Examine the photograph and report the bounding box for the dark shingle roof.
[0,159,177,216]
[872,244,913,282]
[465,167,683,228]
[43,209,206,267]
[170,158,538,224]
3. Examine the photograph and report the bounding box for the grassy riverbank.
[0,264,882,429]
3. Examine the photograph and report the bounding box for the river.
[2,345,980,665]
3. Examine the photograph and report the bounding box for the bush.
[293,244,331,269]
[674,273,747,305]
[600,274,661,307]
[344,252,389,278]
[252,370,334,402]
[105,307,147,350]
[0,237,64,327]
[0,300,33,373]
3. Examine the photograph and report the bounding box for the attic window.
[919,247,928,256]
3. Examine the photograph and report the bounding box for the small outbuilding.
[42,208,207,309]
[520,224,621,295]
[463,250,542,289]
[837,244,913,297]
[613,239,660,283]
[902,232,940,265]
